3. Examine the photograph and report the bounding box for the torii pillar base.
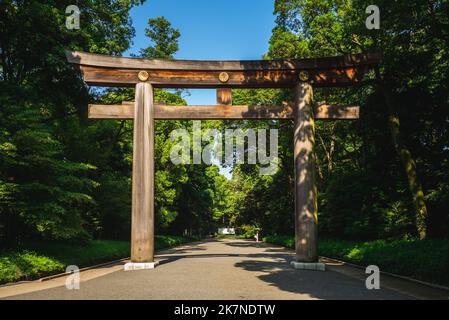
[124,261,159,271]
[291,261,326,271]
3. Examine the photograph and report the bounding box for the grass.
[263,235,449,287]
[0,235,194,285]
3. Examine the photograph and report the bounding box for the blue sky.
[125,0,276,105]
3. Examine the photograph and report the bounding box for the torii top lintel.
[66,50,381,89]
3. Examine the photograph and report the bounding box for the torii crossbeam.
[66,50,380,271]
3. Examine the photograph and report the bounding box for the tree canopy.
[1,1,448,248]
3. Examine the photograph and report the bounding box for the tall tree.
[231,0,449,240]
[0,0,143,245]
[140,16,181,59]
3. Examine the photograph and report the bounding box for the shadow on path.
[224,241,262,248]
[233,259,411,300]
[1,239,417,300]
[156,252,290,266]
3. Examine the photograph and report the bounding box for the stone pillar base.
[124,261,159,271]
[291,261,326,271]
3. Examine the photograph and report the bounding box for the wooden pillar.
[217,88,232,105]
[293,82,318,262]
[131,82,155,263]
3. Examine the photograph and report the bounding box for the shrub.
[263,235,449,286]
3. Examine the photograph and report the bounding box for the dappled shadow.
[154,239,294,266]
[155,251,292,267]
[157,245,207,255]
[234,260,410,300]
[262,248,291,254]
[224,241,262,248]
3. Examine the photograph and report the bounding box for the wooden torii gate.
[66,51,380,270]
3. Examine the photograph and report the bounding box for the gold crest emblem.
[218,72,230,83]
[138,71,149,82]
[299,71,309,82]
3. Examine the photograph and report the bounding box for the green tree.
[139,16,181,59]
[0,0,143,245]
[231,0,449,240]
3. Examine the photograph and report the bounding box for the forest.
[1,1,449,284]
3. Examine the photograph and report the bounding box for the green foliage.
[319,171,414,240]
[235,0,449,284]
[264,235,449,286]
[0,251,64,284]
[236,224,260,239]
[0,236,193,284]
[139,16,181,59]
[227,89,295,236]
[154,235,197,250]
[231,0,449,240]
[1,1,449,283]
[0,5,229,246]
[262,235,295,249]
[0,0,142,245]
[320,238,449,286]
[211,174,236,226]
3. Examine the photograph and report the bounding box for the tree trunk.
[382,87,428,239]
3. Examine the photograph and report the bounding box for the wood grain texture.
[88,104,134,119]
[294,82,318,263]
[78,66,366,88]
[66,50,381,88]
[131,83,155,263]
[66,50,381,71]
[88,103,359,120]
[217,88,232,105]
